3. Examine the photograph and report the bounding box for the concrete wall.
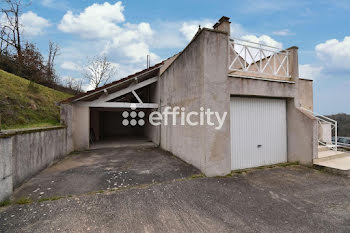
[287,100,318,163]
[201,29,231,176]
[159,28,316,176]
[319,122,332,144]
[62,104,89,151]
[0,137,13,203]
[144,109,159,145]
[227,48,316,165]
[72,105,89,150]
[11,128,67,187]
[145,83,160,145]
[159,28,208,174]
[227,78,316,164]
[60,104,74,153]
[298,79,313,111]
[0,126,69,202]
[227,77,296,98]
[159,29,231,176]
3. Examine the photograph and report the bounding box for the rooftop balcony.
[228,38,292,81]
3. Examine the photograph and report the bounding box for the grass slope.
[0,69,72,130]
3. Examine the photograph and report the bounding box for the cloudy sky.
[15,0,350,114]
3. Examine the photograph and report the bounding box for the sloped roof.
[61,62,163,103]
[61,53,182,104]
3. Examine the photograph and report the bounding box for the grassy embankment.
[0,69,72,130]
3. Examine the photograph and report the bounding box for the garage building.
[60,16,317,176]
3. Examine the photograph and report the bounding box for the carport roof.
[60,62,163,104]
[60,52,180,104]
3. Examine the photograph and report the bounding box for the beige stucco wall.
[298,79,313,111]
[319,122,332,144]
[145,83,160,145]
[159,29,231,176]
[227,77,296,98]
[60,103,74,154]
[287,100,318,162]
[61,103,89,151]
[159,29,208,174]
[227,78,315,165]
[159,28,315,176]
[144,109,159,145]
[72,105,89,151]
[227,48,315,165]
[201,29,231,176]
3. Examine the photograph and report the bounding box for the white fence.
[229,38,290,78]
[301,107,338,152]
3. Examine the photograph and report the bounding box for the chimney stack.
[213,16,231,35]
[146,55,150,68]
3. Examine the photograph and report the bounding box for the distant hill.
[0,69,72,130]
[326,113,350,137]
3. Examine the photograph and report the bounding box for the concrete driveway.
[11,145,201,201]
[2,157,350,232]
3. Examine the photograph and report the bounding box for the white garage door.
[230,97,287,170]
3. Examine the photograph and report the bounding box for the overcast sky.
[16,0,350,114]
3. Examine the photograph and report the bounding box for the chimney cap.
[218,16,230,23]
[213,16,231,30]
[287,46,299,50]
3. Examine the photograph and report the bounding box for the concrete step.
[318,145,330,152]
[314,150,347,163]
[314,153,350,175]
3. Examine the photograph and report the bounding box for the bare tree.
[0,0,29,62]
[0,27,10,55]
[64,76,83,93]
[74,79,83,93]
[46,40,59,83]
[83,55,117,89]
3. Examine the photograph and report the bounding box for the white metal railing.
[229,38,290,78]
[301,107,338,152]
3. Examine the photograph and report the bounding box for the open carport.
[89,107,155,149]
[61,63,162,151]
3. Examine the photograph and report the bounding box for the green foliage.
[15,197,32,205]
[190,174,206,179]
[0,69,72,130]
[38,196,63,202]
[27,80,40,94]
[326,113,350,137]
[0,199,11,207]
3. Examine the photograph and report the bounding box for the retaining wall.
[0,126,72,202]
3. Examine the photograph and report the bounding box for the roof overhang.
[60,63,162,104]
